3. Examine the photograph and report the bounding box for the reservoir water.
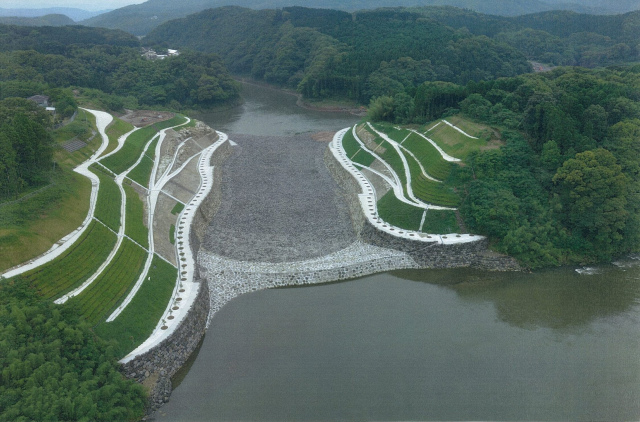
[156,83,640,421]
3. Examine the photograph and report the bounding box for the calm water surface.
[158,84,640,421]
[194,82,358,136]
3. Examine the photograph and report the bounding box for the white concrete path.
[108,119,192,321]
[1,109,113,279]
[120,132,229,363]
[443,119,479,139]
[332,128,482,245]
[408,128,461,162]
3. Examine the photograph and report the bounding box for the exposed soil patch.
[310,131,335,142]
[119,109,175,127]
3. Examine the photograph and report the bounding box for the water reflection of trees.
[392,265,640,330]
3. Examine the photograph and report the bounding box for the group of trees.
[0,98,54,200]
[371,65,640,267]
[0,24,240,111]
[0,278,146,421]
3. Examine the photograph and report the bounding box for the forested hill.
[81,0,612,36]
[0,24,139,52]
[143,7,532,103]
[0,14,75,27]
[0,23,239,112]
[383,7,640,68]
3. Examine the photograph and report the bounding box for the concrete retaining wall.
[191,140,232,258]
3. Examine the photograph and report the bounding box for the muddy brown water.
[154,83,640,421]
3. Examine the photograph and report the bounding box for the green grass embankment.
[69,238,147,326]
[420,116,495,159]
[89,164,121,232]
[341,127,375,167]
[123,183,148,249]
[100,115,186,175]
[377,190,426,232]
[102,118,134,158]
[170,202,184,215]
[127,135,160,188]
[95,256,177,358]
[421,209,460,233]
[0,170,92,272]
[17,221,117,299]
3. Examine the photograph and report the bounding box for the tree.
[0,278,146,421]
[553,148,629,258]
[367,95,395,122]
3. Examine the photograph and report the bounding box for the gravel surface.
[201,133,355,262]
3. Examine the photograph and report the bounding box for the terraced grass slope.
[101,115,186,174]
[18,221,118,300]
[95,256,177,358]
[364,124,460,207]
[377,191,426,232]
[423,117,492,159]
[127,136,158,188]
[123,183,149,249]
[102,117,134,158]
[342,127,375,167]
[69,238,147,326]
[90,164,121,232]
[341,118,499,233]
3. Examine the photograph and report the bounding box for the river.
[154,83,640,421]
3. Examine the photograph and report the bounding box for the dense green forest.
[144,7,532,102]
[82,0,627,36]
[0,278,146,421]
[0,98,56,200]
[0,24,240,111]
[370,65,640,267]
[407,7,640,68]
[144,6,640,103]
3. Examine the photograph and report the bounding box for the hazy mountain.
[0,14,75,27]
[81,0,630,36]
[0,7,109,22]
[544,0,640,14]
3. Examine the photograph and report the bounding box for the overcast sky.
[0,0,146,11]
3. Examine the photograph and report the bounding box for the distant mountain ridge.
[81,0,634,36]
[0,14,75,27]
[0,7,109,22]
